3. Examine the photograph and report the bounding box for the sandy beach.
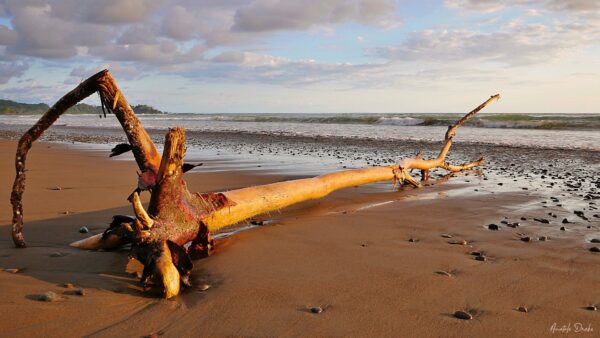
[0,137,598,337]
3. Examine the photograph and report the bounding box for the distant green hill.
[0,99,167,115]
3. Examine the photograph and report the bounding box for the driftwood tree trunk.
[11,69,499,298]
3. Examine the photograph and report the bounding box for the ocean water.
[0,113,599,151]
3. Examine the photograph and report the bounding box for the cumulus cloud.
[232,0,397,32]
[445,0,600,13]
[375,21,600,66]
[0,61,27,83]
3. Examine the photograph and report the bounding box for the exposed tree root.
[11,69,499,297]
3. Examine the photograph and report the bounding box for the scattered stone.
[198,284,211,292]
[78,226,89,234]
[488,224,500,231]
[3,268,20,273]
[538,236,548,241]
[562,218,570,224]
[310,306,324,314]
[436,270,452,277]
[517,306,528,313]
[475,256,487,262]
[520,217,527,221]
[441,234,453,238]
[449,240,468,245]
[590,247,600,253]
[470,251,483,257]
[49,186,62,191]
[453,310,473,320]
[500,220,508,225]
[560,226,566,231]
[408,238,419,243]
[521,236,532,242]
[534,218,550,224]
[585,305,597,311]
[249,219,264,226]
[590,238,600,243]
[50,252,68,258]
[74,289,85,296]
[507,222,520,228]
[63,283,74,289]
[37,291,61,302]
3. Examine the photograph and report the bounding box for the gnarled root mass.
[11,69,499,298]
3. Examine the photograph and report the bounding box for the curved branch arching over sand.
[10,69,499,298]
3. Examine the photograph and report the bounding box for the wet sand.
[0,140,599,337]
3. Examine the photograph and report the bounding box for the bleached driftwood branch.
[11,69,499,298]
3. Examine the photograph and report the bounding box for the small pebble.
[3,268,20,273]
[562,218,570,224]
[63,283,74,289]
[521,236,532,242]
[470,251,483,257]
[50,252,68,258]
[590,238,600,243]
[560,226,566,231]
[198,284,211,292]
[408,238,419,243]
[78,226,89,234]
[436,270,452,277]
[449,240,468,245]
[538,236,548,241]
[586,305,597,311]
[453,310,473,320]
[590,247,600,253]
[441,234,453,238]
[74,289,85,296]
[37,291,61,302]
[475,256,487,262]
[310,306,323,314]
[517,306,528,313]
[520,217,527,221]
[488,224,500,231]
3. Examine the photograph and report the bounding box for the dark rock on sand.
[50,252,68,258]
[517,306,528,313]
[488,224,500,231]
[590,238,600,243]
[534,218,550,224]
[590,247,600,253]
[521,236,532,242]
[454,310,473,320]
[562,218,570,224]
[36,291,61,302]
[78,226,89,233]
[310,307,324,314]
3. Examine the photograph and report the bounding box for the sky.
[0,0,599,114]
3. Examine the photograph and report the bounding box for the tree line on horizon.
[0,99,166,115]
